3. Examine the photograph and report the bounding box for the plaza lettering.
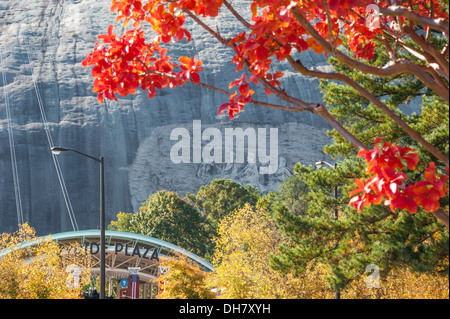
[84,243,159,261]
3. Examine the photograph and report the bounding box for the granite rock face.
[0,0,334,235]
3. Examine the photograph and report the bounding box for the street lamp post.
[51,146,106,299]
[315,160,340,299]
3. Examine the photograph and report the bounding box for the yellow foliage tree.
[155,253,216,299]
[206,204,448,299]
[207,204,333,298]
[0,223,92,299]
[145,203,447,299]
[345,266,449,299]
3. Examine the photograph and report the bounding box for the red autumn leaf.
[218,102,231,115]
[190,72,200,84]
[403,152,420,170]
[351,137,448,215]
[409,181,430,196]
[424,161,437,182]
[255,46,269,61]
[239,83,254,96]
[390,196,418,214]
[421,197,440,212]
[229,73,248,89]
[349,178,365,198]
[349,195,364,212]
[84,2,449,213]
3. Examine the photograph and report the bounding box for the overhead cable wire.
[0,44,24,226]
[23,37,79,231]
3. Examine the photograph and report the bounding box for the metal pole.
[100,156,105,299]
[334,163,338,220]
[334,162,339,299]
[51,147,106,299]
[335,290,340,299]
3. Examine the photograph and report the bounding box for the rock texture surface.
[0,0,334,235]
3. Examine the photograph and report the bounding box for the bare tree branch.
[431,208,450,229]
[183,3,367,150]
[182,6,319,112]
[291,6,449,102]
[219,2,448,163]
[286,56,450,166]
[403,26,449,81]
[379,5,449,34]
[134,56,301,111]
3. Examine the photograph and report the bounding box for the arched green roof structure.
[42,230,213,283]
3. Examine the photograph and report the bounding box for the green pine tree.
[269,40,449,294]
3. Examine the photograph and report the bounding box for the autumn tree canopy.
[109,190,209,257]
[83,0,449,224]
[0,224,91,299]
